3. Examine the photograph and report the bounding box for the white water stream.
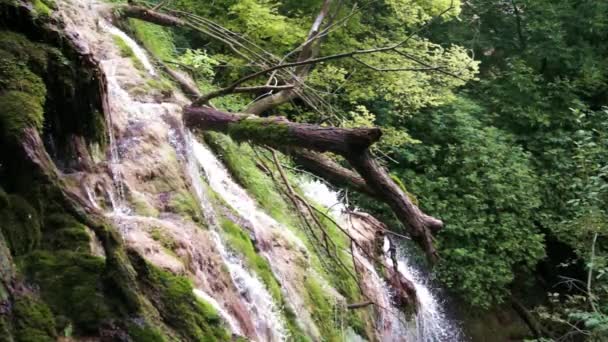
[211,232,289,341]
[301,179,464,342]
[186,137,290,341]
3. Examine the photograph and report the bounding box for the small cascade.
[211,232,289,342]
[193,289,243,336]
[100,21,157,76]
[97,21,164,214]
[301,178,463,342]
[383,238,463,342]
[184,136,290,341]
[190,137,306,249]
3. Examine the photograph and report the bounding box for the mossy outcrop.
[128,251,231,341]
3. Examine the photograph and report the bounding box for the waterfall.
[301,178,464,342]
[97,20,160,214]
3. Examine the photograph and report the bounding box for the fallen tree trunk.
[119,5,185,27]
[184,106,442,261]
[185,106,382,155]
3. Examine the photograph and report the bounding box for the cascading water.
[193,289,243,336]
[98,19,160,214]
[185,136,290,341]
[189,137,324,339]
[300,179,464,342]
[211,232,289,341]
[101,21,157,76]
[383,238,464,342]
[190,138,306,250]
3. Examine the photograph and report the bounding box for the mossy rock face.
[0,31,51,73]
[0,31,49,142]
[0,91,44,140]
[129,251,231,341]
[18,250,111,333]
[126,320,167,342]
[0,194,41,256]
[43,213,91,251]
[12,295,57,342]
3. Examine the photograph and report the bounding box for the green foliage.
[386,0,460,25]
[176,48,220,79]
[391,98,545,308]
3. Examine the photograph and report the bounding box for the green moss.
[0,59,46,102]
[0,91,44,140]
[304,277,341,340]
[219,218,282,302]
[128,19,175,60]
[131,78,175,98]
[0,187,8,208]
[205,132,368,337]
[167,191,203,223]
[0,194,41,256]
[146,78,173,92]
[0,31,50,71]
[112,34,145,71]
[43,213,91,251]
[204,132,298,228]
[0,316,12,342]
[149,227,179,258]
[0,32,48,141]
[31,0,52,17]
[130,191,159,218]
[130,253,230,341]
[127,321,166,342]
[18,251,111,333]
[12,295,57,342]
[227,118,292,144]
[389,173,419,205]
[218,218,309,340]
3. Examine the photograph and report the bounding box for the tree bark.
[119,5,185,27]
[184,106,382,155]
[184,106,442,260]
